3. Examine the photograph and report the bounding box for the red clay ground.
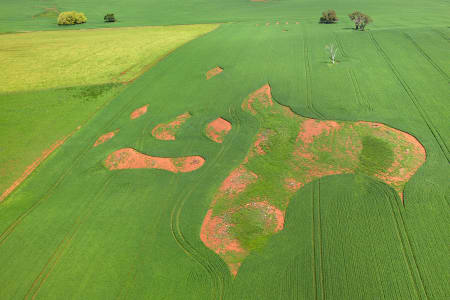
[0,126,81,202]
[205,118,232,143]
[206,67,223,80]
[152,112,191,141]
[104,148,204,173]
[201,84,426,276]
[130,105,148,120]
[93,129,119,147]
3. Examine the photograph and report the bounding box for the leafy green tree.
[104,13,116,23]
[57,11,87,25]
[348,11,373,30]
[319,10,339,24]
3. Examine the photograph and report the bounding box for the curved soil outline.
[104,148,205,173]
[205,117,232,143]
[201,84,427,276]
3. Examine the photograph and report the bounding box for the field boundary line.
[369,31,449,163]
[403,32,449,81]
[0,69,153,246]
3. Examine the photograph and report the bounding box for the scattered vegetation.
[348,11,373,30]
[104,13,116,22]
[57,11,87,25]
[319,9,338,24]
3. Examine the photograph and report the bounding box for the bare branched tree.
[325,44,338,64]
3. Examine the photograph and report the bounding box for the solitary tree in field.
[326,44,338,64]
[348,11,372,31]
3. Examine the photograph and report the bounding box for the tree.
[104,13,116,23]
[348,11,372,31]
[319,10,338,24]
[325,44,338,64]
[57,11,87,25]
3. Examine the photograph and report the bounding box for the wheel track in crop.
[24,175,114,300]
[430,28,449,43]
[335,34,373,111]
[369,31,449,163]
[348,69,372,111]
[170,106,242,300]
[379,183,429,300]
[312,180,325,300]
[0,83,152,247]
[303,28,325,120]
[403,32,449,81]
[115,174,179,300]
[334,33,348,58]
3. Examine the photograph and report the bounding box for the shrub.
[348,11,373,31]
[320,10,338,24]
[57,11,87,25]
[104,13,116,23]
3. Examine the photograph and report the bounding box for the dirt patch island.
[206,67,223,80]
[104,148,205,173]
[130,104,149,120]
[205,118,232,143]
[201,84,426,277]
[152,112,191,141]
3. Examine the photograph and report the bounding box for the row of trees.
[57,12,116,25]
[319,10,373,31]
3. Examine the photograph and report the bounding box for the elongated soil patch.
[93,129,119,147]
[104,148,204,173]
[206,67,223,80]
[201,84,426,276]
[152,112,191,141]
[130,105,148,120]
[206,118,232,143]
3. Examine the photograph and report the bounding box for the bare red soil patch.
[93,129,119,147]
[205,118,232,143]
[152,112,191,141]
[104,148,204,173]
[0,127,81,203]
[201,84,426,276]
[206,67,223,80]
[130,105,148,120]
[200,200,283,277]
[241,84,273,115]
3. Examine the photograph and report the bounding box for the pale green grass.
[0,24,219,93]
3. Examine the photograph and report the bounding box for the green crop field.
[0,0,448,299]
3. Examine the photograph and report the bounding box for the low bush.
[320,10,338,24]
[104,13,116,23]
[57,11,87,25]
